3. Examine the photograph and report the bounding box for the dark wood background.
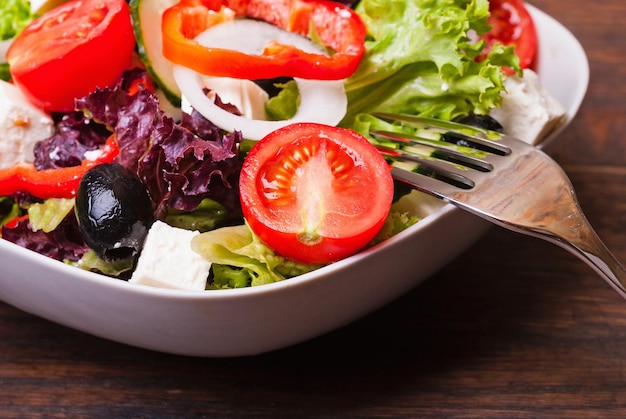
[2,0,626,417]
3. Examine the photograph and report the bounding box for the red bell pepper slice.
[0,136,120,200]
[161,0,367,80]
[3,214,29,229]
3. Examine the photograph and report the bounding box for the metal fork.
[371,113,626,300]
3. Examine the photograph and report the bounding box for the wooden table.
[2,0,626,417]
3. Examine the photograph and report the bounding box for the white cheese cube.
[0,80,55,169]
[490,69,567,145]
[130,221,212,291]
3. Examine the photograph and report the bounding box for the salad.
[0,0,544,290]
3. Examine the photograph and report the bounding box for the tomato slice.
[240,123,394,264]
[481,0,537,70]
[6,0,135,112]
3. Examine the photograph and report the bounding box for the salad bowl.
[0,4,589,357]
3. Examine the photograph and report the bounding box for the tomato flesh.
[7,0,135,112]
[240,123,394,264]
[481,0,537,70]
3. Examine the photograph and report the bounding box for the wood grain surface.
[2,0,626,417]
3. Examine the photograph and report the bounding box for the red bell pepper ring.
[0,136,120,200]
[161,0,367,80]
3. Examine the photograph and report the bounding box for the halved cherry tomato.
[239,123,394,264]
[481,0,537,70]
[6,0,135,112]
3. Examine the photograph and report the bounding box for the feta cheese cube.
[0,80,55,169]
[490,69,567,145]
[130,221,212,291]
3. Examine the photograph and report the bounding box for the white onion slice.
[172,19,348,140]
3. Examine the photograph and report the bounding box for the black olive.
[75,163,154,262]
[441,113,505,151]
[457,113,504,132]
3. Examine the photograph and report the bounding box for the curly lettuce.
[27,198,75,233]
[341,0,519,126]
[191,223,323,289]
[0,0,31,41]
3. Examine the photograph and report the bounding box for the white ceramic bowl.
[0,5,589,357]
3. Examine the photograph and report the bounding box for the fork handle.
[494,207,626,300]
[446,190,626,300]
[552,228,626,300]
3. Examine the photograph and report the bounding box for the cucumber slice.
[130,0,181,106]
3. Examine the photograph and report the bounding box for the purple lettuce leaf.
[33,112,110,170]
[76,69,244,223]
[1,215,88,262]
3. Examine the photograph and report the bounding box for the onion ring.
[172,19,347,140]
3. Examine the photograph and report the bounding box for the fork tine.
[371,129,494,172]
[372,112,512,156]
[375,144,476,190]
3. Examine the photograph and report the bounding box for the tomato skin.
[7,0,135,112]
[481,0,537,70]
[240,123,394,264]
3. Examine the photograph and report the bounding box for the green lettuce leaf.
[341,0,519,127]
[191,222,323,289]
[191,199,423,289]
[264,80,299,121]
[0,63,10,81]
[0,0,32,41]
[165,198,230,232]
[28,198,75,233]
[70,249,135,277]
[370,210,420,246]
